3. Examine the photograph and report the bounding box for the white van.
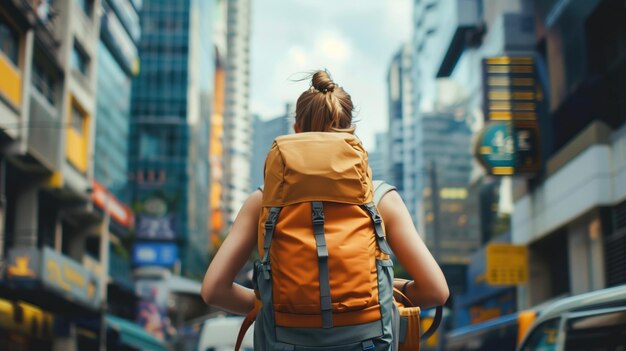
[517,284,626,351]
[196,316,254,351]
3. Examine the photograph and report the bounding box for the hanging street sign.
[475,121,541,175]
[476,56,542,176]
[485,243,529,286]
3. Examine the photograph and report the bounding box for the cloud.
[288,47,308,67]
[250,0,413,150]
[316,31,352,63]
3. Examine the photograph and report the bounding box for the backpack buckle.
[312,205,325,225]
[312,217,325,226]
[371,213,382,224]
[261,261,272,280]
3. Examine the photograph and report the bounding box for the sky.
[250,0,413,150]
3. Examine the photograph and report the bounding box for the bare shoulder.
[240,190,263,215]
[377,190,409,221]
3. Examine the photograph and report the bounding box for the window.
[521,318,560,351]
[71,104,85,134]
[0,15,19,65]
[71,43,89,75]
[32,61,56,105]
[565,309,626,350]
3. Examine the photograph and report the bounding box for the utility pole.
[429,160,442,262]
[0,157,6,278]
[99,157,111,351]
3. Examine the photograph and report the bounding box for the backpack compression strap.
[235,207,280,351]
[312,201,333,328]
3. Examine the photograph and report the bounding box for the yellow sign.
[7,256,36,278]
[485,243,529,285]
[439,188,468,200]
[0,299,53,338]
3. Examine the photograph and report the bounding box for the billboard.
[136,279,172,341]
[6,247,101,309]
[92,181,134,229]
[132,243,179,267]
[135,195,178,240]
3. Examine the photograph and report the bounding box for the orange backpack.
[236,132,441,351]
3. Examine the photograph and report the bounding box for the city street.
[0,0,625,350]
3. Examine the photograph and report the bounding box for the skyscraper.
[250,106,293,190]
[368,132,390,182]
[95,0,140,203]
[130,0,214,279]
[223,0,252,227]
[419,112,476,263]
[387,43,416,221]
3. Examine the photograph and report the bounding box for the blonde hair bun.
[312,70,336,93]
[295,69,355,133]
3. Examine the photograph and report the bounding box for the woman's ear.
[293,123,301,133]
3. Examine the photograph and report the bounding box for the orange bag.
[236,132,443,350]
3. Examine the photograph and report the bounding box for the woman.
[201,70,449,323]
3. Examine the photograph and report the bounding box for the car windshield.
[520,318,559,351]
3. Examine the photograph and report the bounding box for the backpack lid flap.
[262,132,374,207]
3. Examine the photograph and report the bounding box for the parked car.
[517,284,626,351]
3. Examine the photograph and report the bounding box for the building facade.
[93,0,145,341]
[222,0,252,227]
[130,0,214,280]
[387,43,416,221]
[512,0,626,309]
[0,0,164,350]
[0,1,103,349]
[95,0,141,203]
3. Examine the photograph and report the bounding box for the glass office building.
[95,43,132,202]
[95,0,141,203]
[130,0,214,278]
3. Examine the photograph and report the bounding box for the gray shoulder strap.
[258,184,264,192]
[373,180,397,206]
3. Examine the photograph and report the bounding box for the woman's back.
[200,70,449,350]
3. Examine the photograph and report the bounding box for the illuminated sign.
[92,181,134,229]
[482,56,538,121]
[485,243,529,286]
[475,121,540,175]
[41,247,101,308]
[440,188,468,200]
[6,247,101,309]
[132,243,178,267]
[477,56,542,176]
[136,196,177,240]
[0,298,53,338]
[7,248,39,278]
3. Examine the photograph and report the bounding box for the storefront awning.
[106,315,167,351]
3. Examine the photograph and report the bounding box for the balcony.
[28,89,61,171]
[436,0,484,78]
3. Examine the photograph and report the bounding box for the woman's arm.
[378,190,450,308]
[200,190,262,315]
